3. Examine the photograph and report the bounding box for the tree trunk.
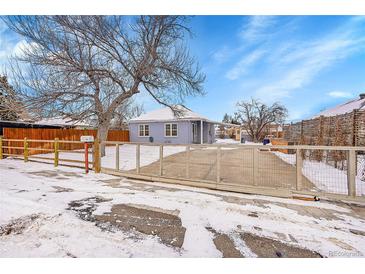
[97,123,110,157]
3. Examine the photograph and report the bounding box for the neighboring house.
[217,123,282,142]
[262,123,283,138]
[0,119,64,136]
[313,93,365,117]
[283,93,365,146]
[0,117,93,136]
[215,124,248,141]
[128,105,218,144]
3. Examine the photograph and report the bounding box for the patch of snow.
[19,144,186,171]
[273,151,365,196]
[214,138,269,146]
[215,138,240,144]
[102,144,186,171]
[34,117,91,127]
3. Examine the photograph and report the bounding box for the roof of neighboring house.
[314,94,365,118]
[34,117,92,127]
[0,119,64,131]
[129,105,219,123]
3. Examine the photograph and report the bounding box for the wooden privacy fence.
[283,109,365,147]
[2,128,129,155]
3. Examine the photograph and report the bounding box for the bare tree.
[111,99,144,129]
[234,98,287,142]
[4,16,205,155]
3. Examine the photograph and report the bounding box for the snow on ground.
[0,159,178,257]
[214,138,265,145]
[215,138,241,144]
[101,144,186,170]
[1,158,365,257]
[273,152,365,196]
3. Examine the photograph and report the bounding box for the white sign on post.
[80,135,94,143]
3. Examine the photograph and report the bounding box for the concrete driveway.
[139,147,315,190]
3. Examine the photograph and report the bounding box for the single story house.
[128,105,219,144]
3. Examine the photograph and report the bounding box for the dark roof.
[0,120,68,135]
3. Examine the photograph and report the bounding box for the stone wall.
[283,110,365,147]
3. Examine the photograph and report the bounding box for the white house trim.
[200,120,203,144]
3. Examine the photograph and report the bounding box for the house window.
[139,124,149,137]
[165,123,178,137]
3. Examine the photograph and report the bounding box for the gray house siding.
[129,120,215,144]
[129,121,192,144]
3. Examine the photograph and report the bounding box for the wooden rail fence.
[0,137,101,172]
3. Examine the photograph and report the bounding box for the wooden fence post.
[296,148,303,191]
[216,146,221,184]
[0,136,3,160]
[186,145,190,179]
[136,144,140,174]
[115,144,120,170]
[253,148,258,186]
[159,145,163,176]
[352,110,357,146]
[24,137,28,162]
[93,138,101,173]
[54,138,59,167]
[347,150,356,197]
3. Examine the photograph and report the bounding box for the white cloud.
[12,39,37,57]
[240,16,277,42]
[225,49,265,80]
[211,16,276,66]
[0,23,26,73]
[212,46,233,63]
[327,91,354,98]
[254,17,365,103]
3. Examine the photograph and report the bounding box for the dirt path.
[138,147,315,190]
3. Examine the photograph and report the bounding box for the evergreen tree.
[0,75,21,121]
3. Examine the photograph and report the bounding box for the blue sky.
[1,16,365,122]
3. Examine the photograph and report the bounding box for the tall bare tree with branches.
[4,16,205,155]
[234,98,287,142]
